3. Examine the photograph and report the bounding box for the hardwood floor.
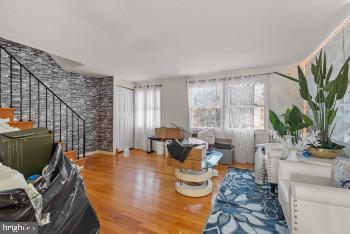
[82,150,254,234]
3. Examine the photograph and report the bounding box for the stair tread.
[8,121,34,130]
[8,120,33,123]
[0,108,16,121]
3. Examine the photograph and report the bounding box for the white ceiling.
[0,0,349,81]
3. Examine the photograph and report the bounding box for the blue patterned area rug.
[203,168,288,234]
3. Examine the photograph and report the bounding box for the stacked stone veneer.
[0,37,113,153]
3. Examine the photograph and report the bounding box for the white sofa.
[265,143,285,191]
[278,160,350,233]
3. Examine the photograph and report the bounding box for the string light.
[303,18,350,66]
[297,17,350,134]
[301,17,350,115]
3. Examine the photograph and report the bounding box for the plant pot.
[307,147,342,159]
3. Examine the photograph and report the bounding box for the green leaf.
[336,61,349,100]
[308,100,319,112]
[325,84,336,108]
[297,66,312,101]
[324,79,337,92]
[326,65,333,83]
[326,108,338,125]
[315,90,324,103]
[274,72,299,82]
[269,110,288,136]
[288,106,303,129]
[284,108,291,124]
[302,113,314,127]
[323,52,327,81]
[311,63,320,85]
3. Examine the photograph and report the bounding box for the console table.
[147,136,183,154]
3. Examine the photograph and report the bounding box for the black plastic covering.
[214,142,233,150]
[0,144,100,234]
[167,140,200,162]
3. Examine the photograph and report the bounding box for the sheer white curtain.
[134,85,161,150]
[221,77,259,163]
[188,76,265,163]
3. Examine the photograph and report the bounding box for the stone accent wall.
[96,78,114,151]
[0,37,113,153]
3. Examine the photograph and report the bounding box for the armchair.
[278,160,350,233]
[265,143,285,192]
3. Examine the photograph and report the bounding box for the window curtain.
[134,85,161,150]
[188,76,265,163]
[221,77,259,163]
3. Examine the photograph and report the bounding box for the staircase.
[0,44,86,161]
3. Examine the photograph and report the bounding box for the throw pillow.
[332,157,350,189]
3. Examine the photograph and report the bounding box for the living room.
[0,1,349,234]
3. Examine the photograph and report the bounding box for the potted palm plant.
[275,51,350,158]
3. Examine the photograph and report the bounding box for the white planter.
[156,141,165,155]
[255,146,266,184]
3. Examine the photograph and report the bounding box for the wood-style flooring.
[82,150,254,234]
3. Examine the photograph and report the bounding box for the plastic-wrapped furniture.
[278,160,350,233]
[0,144,100,233]
[264,143,285,192]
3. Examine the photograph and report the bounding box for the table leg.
[147,138,154,154]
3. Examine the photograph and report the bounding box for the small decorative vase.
[284,135,294,148]
[286,149,299,161]
[284,135,299,161]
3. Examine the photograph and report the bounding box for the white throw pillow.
[332,157,350,189]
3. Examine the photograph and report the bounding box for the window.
[188,78,265,130]
[188,81,223,128]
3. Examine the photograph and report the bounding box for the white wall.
[135,65,303,135]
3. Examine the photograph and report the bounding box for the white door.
[113,86,134,152]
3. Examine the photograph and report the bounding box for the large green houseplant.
[269,106,315,161]
[275,51,350,158]
[269,105,313,142]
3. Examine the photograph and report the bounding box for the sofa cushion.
[332,157,350,189]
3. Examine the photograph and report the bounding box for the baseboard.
[79,150,114,157]
[95,150,114,155]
